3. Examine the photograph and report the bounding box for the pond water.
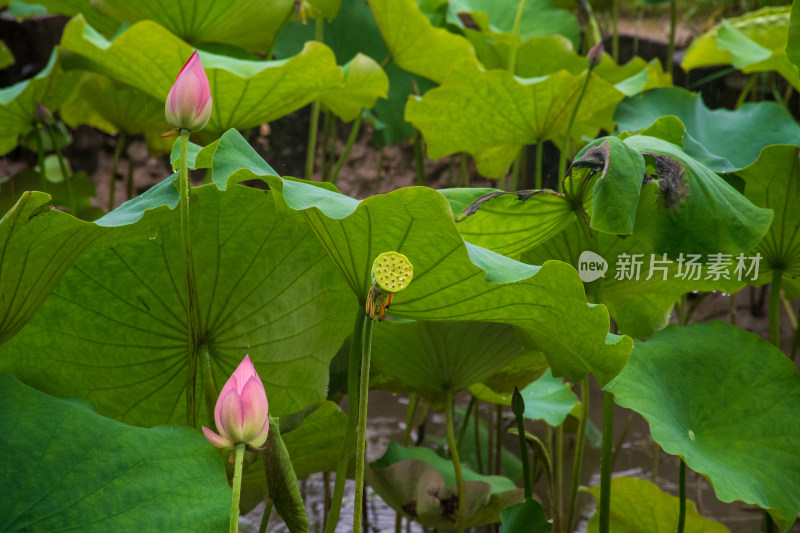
[242,385,800,533]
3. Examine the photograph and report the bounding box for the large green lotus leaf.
[369,0,476,84]
[0,49,82,156]
[59,17,343,139]
[0,374,229,531]
[585,477,730,533]
[523,220,745,338]
[683,7,798,90]
[446,0,579,51]
[0,191,147,346]
[737,145,800,295]
[520,368,578,427]
[621,135,773,256]
[606,322,800,531]
[208,130,632,386]
[406,60,623,178]
[90,0,293,54]
[500,499,552,533]
[453,190,577,258]
[0,184,355,427]
[320,52,389,122]
[615,87,800,173]
[0,168,97,217]
[367,442,523,529]
[370,321,530,405]
[61,73,172,154]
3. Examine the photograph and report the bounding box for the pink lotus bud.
[202,355,269,452]
[587,41,604,69]
[165,50,212,131]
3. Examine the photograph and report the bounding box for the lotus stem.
[46,124,76,215]
[258,498,273,533]
[456,395,476,452]
[535,142,543,190]
[510,149,522,192]
[33,126,47,193]
[558,61,595,191]
[474,397,484,474]
[512,388,532,499]
[396,392,419,533]
[566,377,589,532]
[305,18,325,180]
[769,270,783,348]
[445,389,466,533]
[330,113,362,185]
[200,344,218,423]
[352,315,375,533]
[414,131,425,186]
[667,0,676,77]
[324,306,366,533]
[230,443,246,533]
[599,391,615,533]
[178,128,199,428]
[108,132,126,212]
[556,423,564,533]
[508,0,527,73]
[677,459,686,533]
[611,0,619,63]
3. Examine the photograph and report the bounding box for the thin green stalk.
[258,498,273,533]
[456,395,476,452]
[611,0,619,63]
[507,0,527,73]
[558,66,594,190]
[305,18,325,180]
[33,126,47,192]
[396,393,419,533]
[566,378,589,532]
[535,141,543,190]
[178,129,200,428]
[230,443,246,533]
[736,75,758,109]
[474,397,484,474]
[511,389,531,499]
[324,306,366,533]
[667,0,676,77]
[200,344,218,423]
[791,300,800,361]
[46,125,76,215]
[495,404,503,476]
[352,316,375,533]
[459,153,470,187]
[764,512,775,533]
[108,132,126,212]
[413,131,425,186]
[677,459,686,533]
[330,113,362,185]
[598,391,614,533]
[545,424,554,519]
[510,149,522,192]
[445,389,466,533]
[555,424,564,533]
[126,158,135,199]
[769,270,783,348]
[320,110,334,179]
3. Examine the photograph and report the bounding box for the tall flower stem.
[330,113,362,184]
[535,141,543,190]
[555,424,564,533]
[33,126,47,192]
[46,125,76,215]
[507,0,527,73]
[305,18,325,180]
[512,388,532,499]
[566,377,589,532]
[178,128,200,428]
[108,133,126,212]
[677,459,686,533]
[667,0,676,77]
[230,443,246,533]
[325,306,366,533]
[611,0,619,62]
[598,390,614,533]
[558,64,594,190]
[445,389,466,533]
[352,315,375,533]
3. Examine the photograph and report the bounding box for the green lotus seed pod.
[371,252,413,293]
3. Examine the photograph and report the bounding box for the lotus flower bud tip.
[202,355,269,452]
[165,50,212,132]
